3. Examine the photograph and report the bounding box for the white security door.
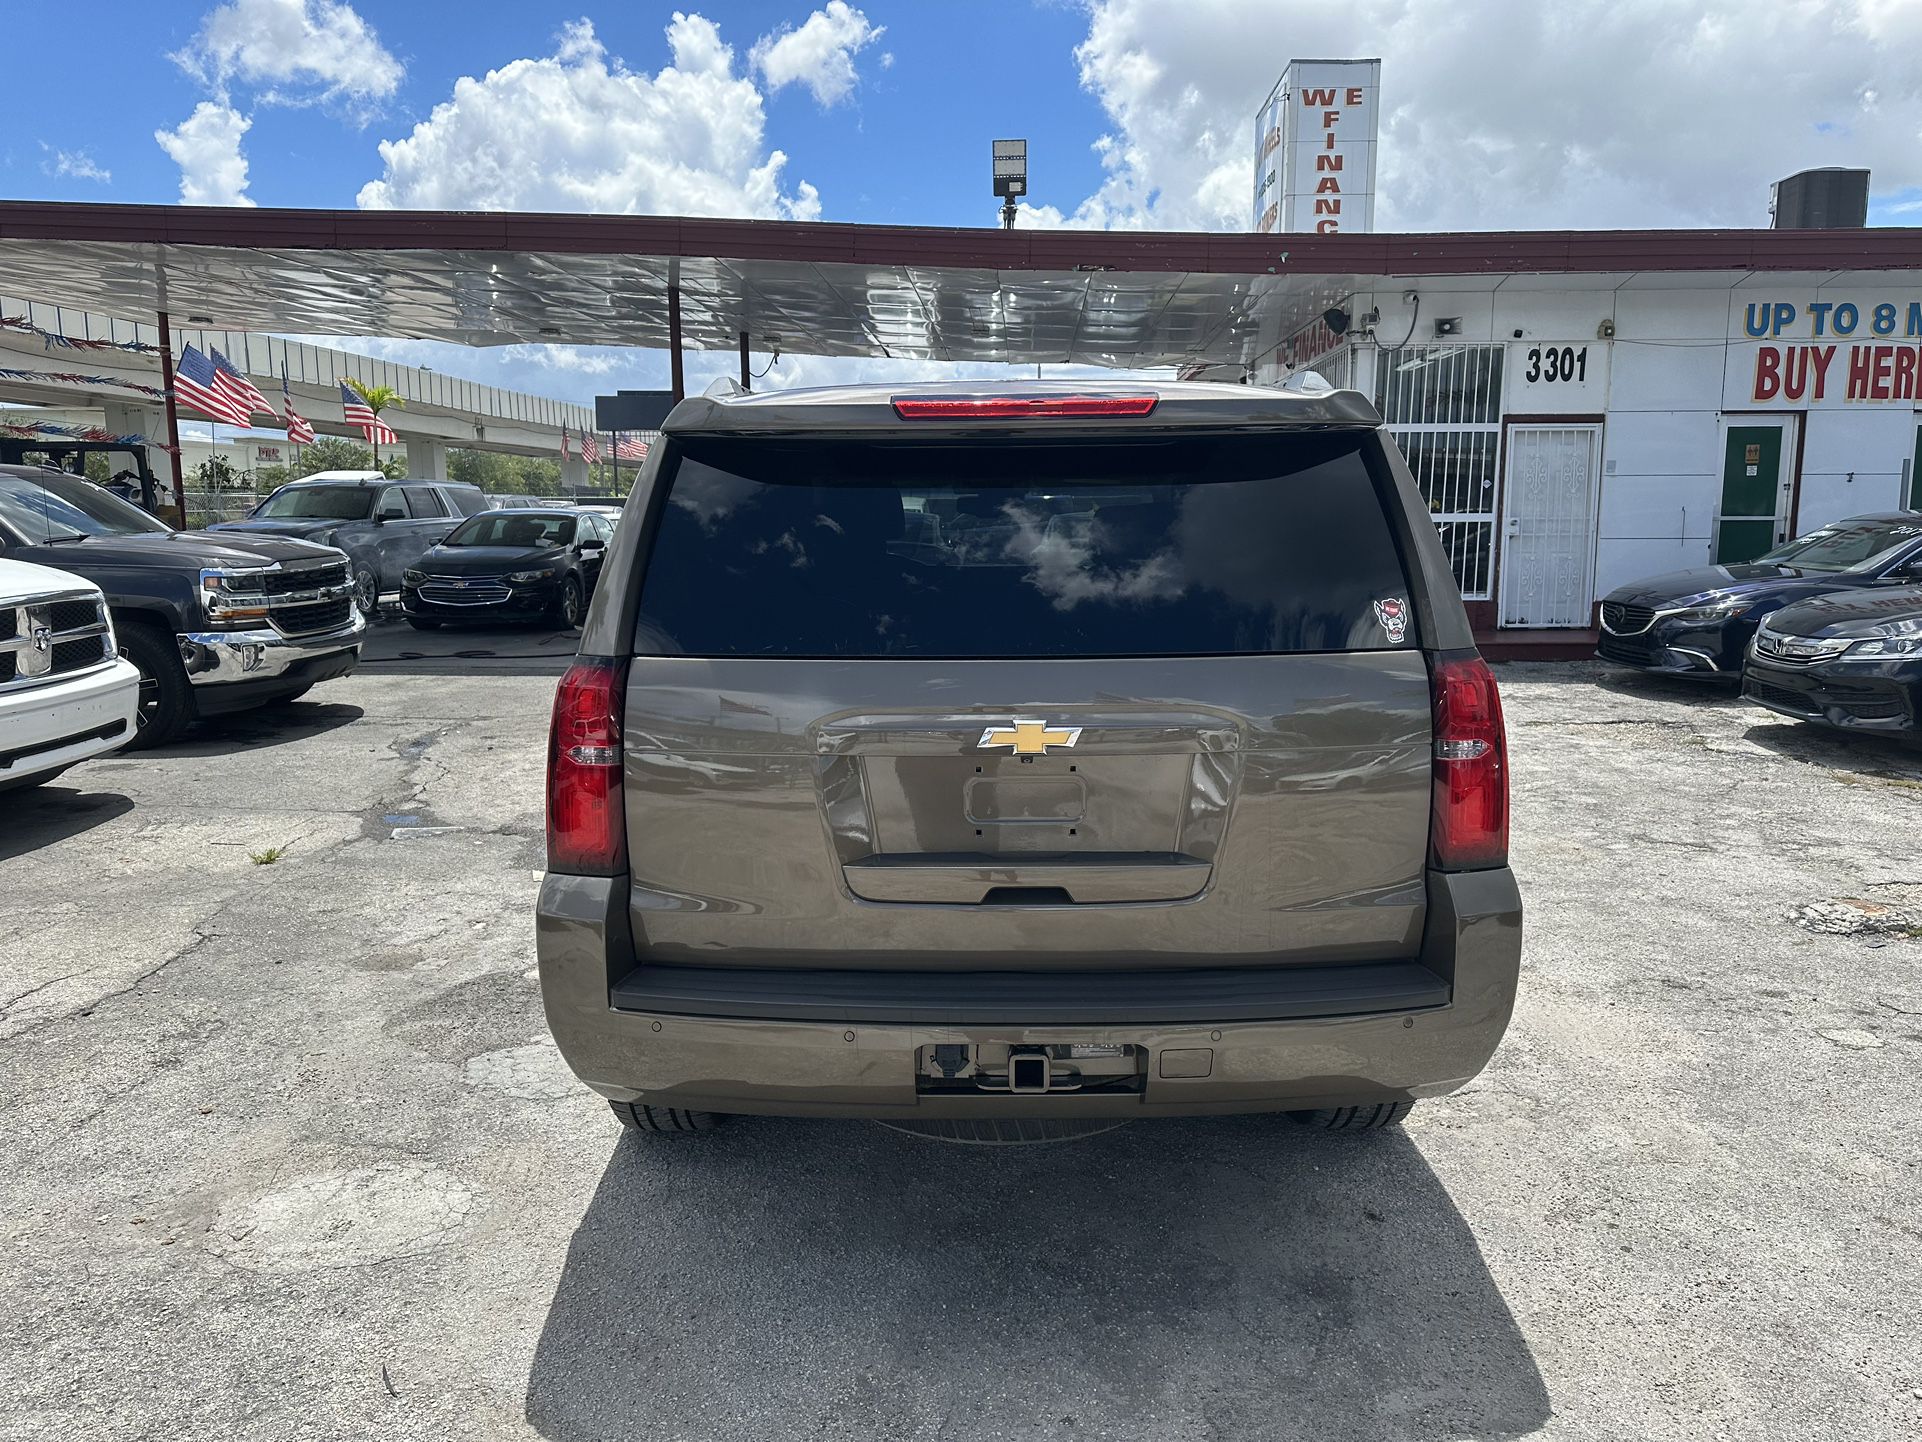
[1498,425,1603,628]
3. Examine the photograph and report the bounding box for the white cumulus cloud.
[154,103,256,206]
[356,16,819,220]
[750,2,884,107]
[1056,0,1922,231]
[173,0,401,110]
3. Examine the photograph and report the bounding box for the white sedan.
[0,557,140,792]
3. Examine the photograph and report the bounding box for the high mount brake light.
[547,657,629,875]
[1429,655,1509,870]
[890,394,1159,419]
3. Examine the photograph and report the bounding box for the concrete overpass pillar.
[404,437,449,479]
[561,454,590,494]
[103,401,178,509]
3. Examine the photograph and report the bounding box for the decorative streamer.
[0,364,170,400]
[0,419,179,454]
[0,314,161,354]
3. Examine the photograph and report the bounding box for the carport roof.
[2,201,1919,368]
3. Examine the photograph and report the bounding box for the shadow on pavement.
[357,615,579,676]
[1742,718,1922,779]
[526,1116,1549,1441]
[144,700,367,758]
[1504,658,1746,707]
[0,787,134,861]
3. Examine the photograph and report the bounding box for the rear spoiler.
[662,387,1383,437]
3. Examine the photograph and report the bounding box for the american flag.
[560,426,571,460]
[340,381,397,444]
[580,432,602,464]
[174,344,250,426]
[614,433,648,461]
[281,371,315,445]
[210,348,270,418]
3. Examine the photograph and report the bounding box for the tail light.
[1429,655,1509,870]
[547,657,628,875]
[891,393,1158,419]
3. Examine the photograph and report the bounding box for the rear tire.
[609,1099,725,1135]
[118,623,193,750]
[1287,1101,1415,1131]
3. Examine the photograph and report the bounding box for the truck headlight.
[199,566,275,625]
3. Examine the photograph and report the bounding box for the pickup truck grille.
[0,591,112,691]
[271,597,354,635]
[263,562,349,596]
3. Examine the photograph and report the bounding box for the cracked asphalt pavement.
[2,656,1918,1441]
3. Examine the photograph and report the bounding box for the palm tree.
[344,379,406,472]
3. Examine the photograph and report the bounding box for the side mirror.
[375,507,404,523]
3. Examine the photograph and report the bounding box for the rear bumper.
[535,868,1523,1119]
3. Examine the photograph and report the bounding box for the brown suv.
[536,381,1521,1139]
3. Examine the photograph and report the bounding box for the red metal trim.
[3,201,1919,277]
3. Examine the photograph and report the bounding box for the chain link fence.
[182,489,262,527]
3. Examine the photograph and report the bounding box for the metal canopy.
[1,202,1917,368]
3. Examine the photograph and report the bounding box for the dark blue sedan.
[1597,513,1922,681]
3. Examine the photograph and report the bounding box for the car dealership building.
[1256,265,1922,640]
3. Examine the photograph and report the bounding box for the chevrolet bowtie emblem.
[977,718,1082,755]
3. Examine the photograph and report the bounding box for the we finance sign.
[1731,296,1922,406]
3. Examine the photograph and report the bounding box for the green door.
[1716,424,1787,564]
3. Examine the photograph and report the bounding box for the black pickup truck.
[0,464,364,747]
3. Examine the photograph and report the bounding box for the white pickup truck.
[0,557,140,793]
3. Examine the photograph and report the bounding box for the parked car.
[401,507,610,629]
[210,472,488,618]
[572,503,624,526]
[536,380,1521,1141]
[0,556,139,791]
[0,464,363,749]
[1742,585,1922,742]
[1597,513,1922,680]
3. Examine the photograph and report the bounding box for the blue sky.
[5,2,1110,227]
[4,0,1922,414]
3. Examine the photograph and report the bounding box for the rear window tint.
[634,432,1415,658]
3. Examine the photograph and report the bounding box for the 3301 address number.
[1523,345,1589,384]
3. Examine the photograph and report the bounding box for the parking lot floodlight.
[993,139,1028,231]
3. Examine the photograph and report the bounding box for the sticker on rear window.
[1373,597,1408,644]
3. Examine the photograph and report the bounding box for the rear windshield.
[633,433,1416,658]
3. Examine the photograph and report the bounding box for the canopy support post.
[155,309,186,522]
[669,285,685,401]
[739,330,750,391]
